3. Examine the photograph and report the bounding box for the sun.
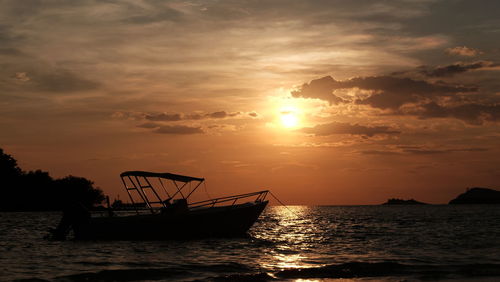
[281,113,298,128]
[280,106,299,128]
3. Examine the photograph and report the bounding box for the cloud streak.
[300,122,400,137]
[145,111,242,121]
[419,61,492,77]
[414,102,500,125]
[361,147,488,156]
[446,46,482,57]
[153,125,204,135]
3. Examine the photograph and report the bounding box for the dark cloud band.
[153,125,204,135]
[300,122,400,137]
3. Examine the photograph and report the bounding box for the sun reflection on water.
[272,253,307,269]
[252,206,329,272]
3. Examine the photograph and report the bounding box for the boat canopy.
[120,171,204,183]
[119,170,206,212]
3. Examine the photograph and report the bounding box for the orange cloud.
[153,125,204,135]
[300,122,400,137]
[446,46,482,57]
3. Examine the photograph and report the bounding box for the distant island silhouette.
[0,148,105,211]
[382,198,428,205]
[449,187,500,204]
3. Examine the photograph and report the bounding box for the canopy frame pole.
[133,175,154,212]
[158,177,171,199]
[170,180,187,199]
[127,176,147,204]
[185,181,203,199]
[127,175,149,207]
[143,176,166,208]
[121,176,139,215]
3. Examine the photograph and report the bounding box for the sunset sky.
[1,0,499,204]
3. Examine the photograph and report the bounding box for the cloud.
[401,149,449,155]
[360,150,402,155]
[153,125,204,135]
[14,72,30,82]
[360,147,488,155]
[291,76,346,105]
[144,111,241,121]
[292,58,500,125]
[293,75,477,110]
[248,112,258,118]
[346,76,475,109]
[30,68,100,93]
[416,102,500,125]
[300,122,400,137]
[446,46,482,57]
[419,61,491,77]
[122,5,182,24]
[145,113,182,121]
[137,122,160,129]
[403,147,489,154]
[0,47,24,56]
[1,65,101,95]
[111,111,144,120]
[207,111,240,118]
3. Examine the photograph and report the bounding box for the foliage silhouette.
[0,148,105,211]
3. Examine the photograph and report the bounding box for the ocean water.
[1,205,500,281]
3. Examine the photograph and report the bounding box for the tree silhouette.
[1,148,22,178]
[55,176,105,210]
[0,148,105,211]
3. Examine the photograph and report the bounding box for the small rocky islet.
[383,187,500,205]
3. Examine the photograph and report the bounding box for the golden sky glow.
[1,1,500,204]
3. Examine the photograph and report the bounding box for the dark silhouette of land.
[382,198,428,205]
[449,187,500,204]
[0,148,105,211]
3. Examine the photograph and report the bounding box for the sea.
[1,205,500,281]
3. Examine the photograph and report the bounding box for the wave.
[213,262,500,281]
[26,262,252,282]
[53,268,189,281]
[14,262,500,281]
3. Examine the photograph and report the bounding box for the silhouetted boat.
[50,171,269,240]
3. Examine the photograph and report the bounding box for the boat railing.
[91,190,269,217]
[189,190,269,209]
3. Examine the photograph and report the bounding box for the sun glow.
[280,106,299,128]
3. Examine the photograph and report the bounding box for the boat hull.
[73,201,268,240]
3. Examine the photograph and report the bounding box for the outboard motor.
[48,202,90,240]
